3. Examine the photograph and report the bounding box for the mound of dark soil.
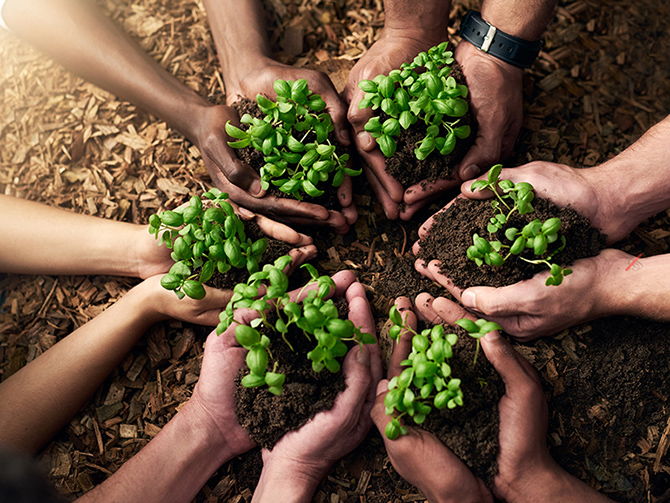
[417,197,606,289]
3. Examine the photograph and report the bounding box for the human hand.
[370,296,493,503]
[343,34,441,220]
[221,60,356,233]
[417,295,555,502]
[252,277,382,503]
[461,161,630,244]
[452,249,632,340]
[136,205,317,280]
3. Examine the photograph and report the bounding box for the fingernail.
[462,290,476,308]
[250,179,263,197]
[357,345,371,366]
[357,131,372,150]
[340,128,350,145]
[461,164,480,181]
[238,206,256,218]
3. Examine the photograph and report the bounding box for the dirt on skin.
[231,98,344,211]
[417,197,606,289]
[234,297,350,449]
[384,63,477,189]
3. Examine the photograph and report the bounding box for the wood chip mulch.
[1,0,670,502]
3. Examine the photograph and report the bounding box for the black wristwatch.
[459,10,542,69]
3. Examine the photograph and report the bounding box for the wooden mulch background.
[1,0,670,502]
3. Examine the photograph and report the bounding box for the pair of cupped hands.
[195,35,525,234]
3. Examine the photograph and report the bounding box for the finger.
[345,85,376,152]
[195,286,234,325]
[398,199,429,221]
[324,210,351,235]
[478,326,541,391]
[254,213,304,244]
[461,177,496,200]
[332,345,374,424]
[364,164,400,220]
[403,177,461,205]
[414,257,436,282]
[208,169,331,221]
[389,297,416,378]
[346,282,375,337]
[426,260,464,299]
[285,245,318,276]
[360,150,404,203]
[346,282,383,401]
[311,72,350,146]
[370,379,392,431]
[430,296,472,326]
[414,292,441,324]
[461,285,526,317]
[456,122,503,183]
[332,270,357,297]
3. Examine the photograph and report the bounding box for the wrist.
[252,456,323,503]
[496,459,568,503]
[480,2,555,42]
[456,38,524,78]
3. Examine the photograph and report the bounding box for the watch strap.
[459,10,542,69]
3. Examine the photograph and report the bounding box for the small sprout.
[455,318,501,366]
[148,190,266,299]
[358,42,471,162]
[467,165,573,287]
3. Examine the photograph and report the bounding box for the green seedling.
[454,318,502,366]
[149,189,267,299]
[216,259,375,395]
[225,79,360,200]
[467,164,573,286]
[357,41,471,160]
[383,305,464,440]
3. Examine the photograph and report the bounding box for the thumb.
[370,379,391,431]
[457,132,502,182]
[461,286,521,317]
[479,330,541,394]
[332,345,373,417]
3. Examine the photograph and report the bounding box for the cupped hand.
[453,249,631,340]
[252,278,382,501]
[186,314,258,460]
[449,42,523,183]
[370,296,492,503]
[461,161,628,244]
[422,295,559,502]
[222,60,356,232]
[195,104,353,234]
[343,34,441,220]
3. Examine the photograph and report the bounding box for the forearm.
[606,253,670,321]
[76,401,234,503]
[0,195,150,277]
[382,0,451,41]
[502,462,614,503]
[252,461,322,503]
[202,0,272,90]
[0,284,161,452]
[480,0,557,41]
[2,0,210,141]
[587,115,670,231]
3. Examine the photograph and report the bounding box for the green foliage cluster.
[383,306,500,440]
[357,42,471,160]
[216,260,375,395]
[149,189,267,299]
[467,165,573,286]
[225,79,360,200]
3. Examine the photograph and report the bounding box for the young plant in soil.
[467,164,573,286]
[216,260,375,395]
[356,42,473,185]
[383,305,499,440]
[148,188,267,299]
[225,79,360,201]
